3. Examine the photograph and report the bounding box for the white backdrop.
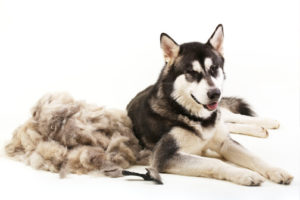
[0,0,299,200]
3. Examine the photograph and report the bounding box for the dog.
[124,24,293,185]
[5,25,293,186]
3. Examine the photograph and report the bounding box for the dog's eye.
[185,70,202,82]
[209,65,219,76]
[211,65,218,71]
[186,69,194,74]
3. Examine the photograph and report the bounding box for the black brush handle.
[122,170,163,184]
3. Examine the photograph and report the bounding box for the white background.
[0,0,299,200]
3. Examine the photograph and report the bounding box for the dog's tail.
[220,97,256,116]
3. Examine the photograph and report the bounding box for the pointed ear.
[208,24,224,54]
[160,33,180,63]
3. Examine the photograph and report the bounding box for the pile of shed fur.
[5,93,151,177]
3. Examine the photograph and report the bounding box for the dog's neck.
[166,94,218,127]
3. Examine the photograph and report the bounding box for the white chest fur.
[169,125,217,155]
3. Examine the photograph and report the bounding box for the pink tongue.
[207,102,218,110]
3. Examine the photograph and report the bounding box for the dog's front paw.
[265,168,293,184]
[260,118,280,129]
[231,170,265,186]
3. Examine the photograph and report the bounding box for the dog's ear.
[160,33,180,63]
[208,24,224,55]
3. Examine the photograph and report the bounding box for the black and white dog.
[125,25,293,185]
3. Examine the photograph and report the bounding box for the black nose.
[207,88,221,100]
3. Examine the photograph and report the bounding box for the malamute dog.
[125,24,293,185]
[5,24,293,186]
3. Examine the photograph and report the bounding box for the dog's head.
[160,25,225,118]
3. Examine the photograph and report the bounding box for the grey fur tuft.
[220,97,256,117]
[5,93,151,177]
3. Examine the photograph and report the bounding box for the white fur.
[165,152,265,186]
[204,58,212,70]
[171,75,212,118]
[171,63,226,118]
[203,57,224,93]
[169,127,205,155]
[169,125,216,155]
[226,123,268,138]
[193,58,225,105]
[191,78,211,104]
[192,60,202,73]
[190,68,224,105]
[221,108,280,129]
[212,68,223,87]
[211,68,225,98]
[165,121,266,186]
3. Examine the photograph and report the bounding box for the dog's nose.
[207,88,221,100]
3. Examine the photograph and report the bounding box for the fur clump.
[5,93,151,177]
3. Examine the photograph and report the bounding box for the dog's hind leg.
[226,123,268,138]
[221,108,280,129]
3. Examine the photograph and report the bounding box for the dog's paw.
[249,126,269,138]
[231,170,265,186]
[146,167,163,184]
[265,168,293,185]
[259,118,280,129]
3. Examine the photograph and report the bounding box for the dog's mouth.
[204,102,218,111]
[191,94,218,111]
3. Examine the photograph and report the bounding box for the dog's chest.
[194,123,216,140]
[169,125,216,155]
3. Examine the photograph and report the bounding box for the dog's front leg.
[221,108,280,129]
[163,152,266,186]
[148,131,264,186]
[210,124,293,184]
[226,123,269,138]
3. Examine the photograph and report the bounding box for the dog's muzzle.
[191,93,219,111]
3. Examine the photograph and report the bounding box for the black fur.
[220,97,256,117]
[127,41,225,148]
[237,100,256,116]
[127,84,203,148]
[167,94,218,127]
[126,31,227,184]
[121,134,179,184]
[179,42,225,72]
[152,134,179,172]
[127,86,177,148]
